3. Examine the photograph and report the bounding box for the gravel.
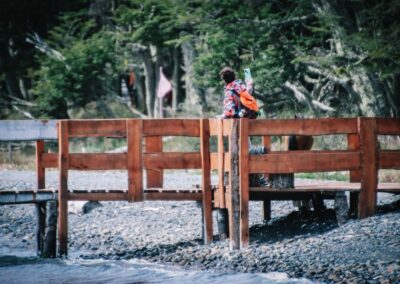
[1,170,400,283]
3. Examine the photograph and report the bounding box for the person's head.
[219,67,235,84]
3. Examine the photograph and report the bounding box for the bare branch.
[12,105,36,119]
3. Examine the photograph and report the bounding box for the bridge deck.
[2,182,398,205]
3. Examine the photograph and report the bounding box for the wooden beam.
[249,150,361,173]
[144,191,202,201]
[358,118,378,218]
[376,118,400,135]
[68,119,127,137]
[145,136,163,188]
[348,133,361,216]
[36,140,45,189]
[239,119,249,248]
[217,119,226,208]
[209,119,219,136]
[0,120,57,141]
[69,153,127,170]
[261,135,271,221]
[228,120,240,250]
[248,118,358,136]
[58,120,69,256]
[142,119,200,136]
[200,119,213,244]
[127,119,143,202]
[68,192,127,201]
[379,150,400,169]
[143,152,201,169]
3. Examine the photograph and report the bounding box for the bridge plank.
[143,152,201,169]
[376,118,400,135]
[142,119,200,137]
[379,150,400,169]
[68,119,126,137]
[0,120,57,141]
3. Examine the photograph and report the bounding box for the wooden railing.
[56,119,213,255]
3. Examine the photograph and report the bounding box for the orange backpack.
[236,89,260,119]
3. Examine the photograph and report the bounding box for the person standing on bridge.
[219,67,259,119]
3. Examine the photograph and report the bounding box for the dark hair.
[219,67,235,84]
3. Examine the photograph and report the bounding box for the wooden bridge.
[1,117,399,256]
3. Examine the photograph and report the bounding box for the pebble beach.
[1,170,399,283]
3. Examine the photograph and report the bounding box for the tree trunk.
[181,41,205,116]
[172,46,182,116]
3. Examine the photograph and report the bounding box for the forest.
[1,0,399,120]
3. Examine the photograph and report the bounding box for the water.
[0,248,314,284]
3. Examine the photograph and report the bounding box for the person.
[219,67,254,119]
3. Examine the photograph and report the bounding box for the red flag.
[157,67,172,98]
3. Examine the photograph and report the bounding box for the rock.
[82,201,102,214]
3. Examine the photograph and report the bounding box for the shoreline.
[1,170,399,283]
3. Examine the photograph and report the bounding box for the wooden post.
[358,118,378,218]
[347,132,361,217]
[217,119,225,208]
[239,119,249,248]
[228,120,240,250]
[262,136,271,221]
[145,136,163,188]
[200,119,213,244]
[127,119,143,202]
[217,119,229,240]
[35,202,46,256]
[36,140,45,189]
[58,121,69,257]
[43,200,57,258]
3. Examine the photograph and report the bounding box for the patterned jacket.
[223,79,253,118]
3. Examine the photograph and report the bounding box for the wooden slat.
[348,133,361,215]
[143,152,201,169]
[36,140,45,189]
[58,120,69,256]
[239,119,249,248]
[127,119,143,202]
[209,119,219,136]
[42,153,58,168]
[200,119,213,244]
[249,150,361,173]
[68,119,126,137]
[379,150,400,169]
[0,120,57,141]
[359,118,378,218]
[378,183,400,193]
[144,190,202,201]
[68,153,127,170]
[248,118,358,136]
[142,119,200,136]
[145,136,163,188]
[68,192,127,201]
[217,119,225,208]
[376,118,400,135]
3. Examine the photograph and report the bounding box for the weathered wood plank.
[379,150,400,169]
[217,119,225,208]
[127,119,143,202]
[68,192,127,201]
[228,120,240,250]
[58,120,69,256]
[0,120,57,141]
[68,119,126,137]
[239,119,249,248]
[209,119,219,136]
[200,119,213,244]
[376,118,400,135]
[348,133,361,216]
[143,152,201,169]
[249,150,361,173]
[144,191,202,201]
[248,118,358,136]
[142,119,200,137]
[36,140,45,189]
[68,153,127,170]
[359,118,378,218]
[145,136,163,188]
